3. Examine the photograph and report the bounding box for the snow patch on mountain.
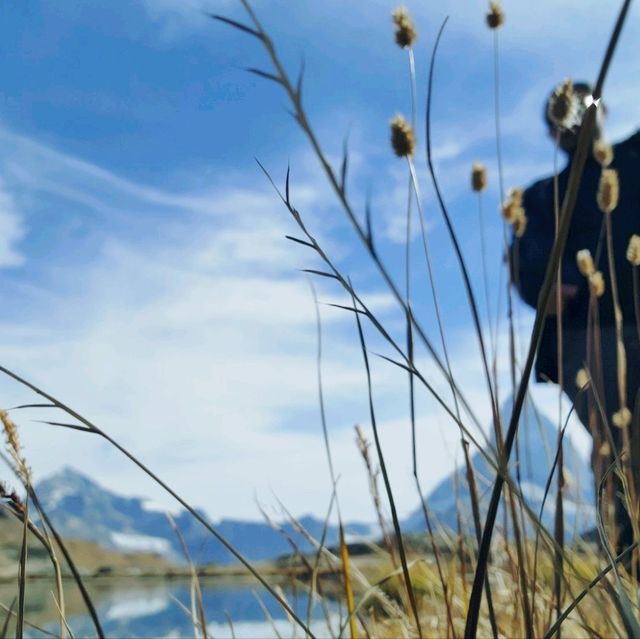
[110,532,172,555]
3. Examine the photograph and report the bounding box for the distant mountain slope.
[403,399,595,536]
[0,509,174,578]
[35,467,372,565]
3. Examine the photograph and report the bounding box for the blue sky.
[0,0,638,522]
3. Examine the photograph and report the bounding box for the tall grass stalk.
[424,17,501,462]
[221,3,491,442]
[464,2,632,635]
[257,499,336,637]
[0,448,69,638]
[350,282,422,638]
[475,187,495,365]
[307,280,358,637]
[16,493,27,639]
[307,494,341,636]
[355,427,396,566]
[167,513,208,639]
[604,212,637,505]
[490,11,532,603]
[552,130,566,636]
[0,598,16,639]
[0,600,58,639]
[633,265,640,344]
[263,160,612,635]
[426,17,530,637]
[409,156,498,638]
[276,167,592,579]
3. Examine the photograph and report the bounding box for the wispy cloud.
[0,0,612,525]
[0,178,25,267]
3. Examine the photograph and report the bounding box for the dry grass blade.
[33,498,102,637]
[364,194,375,252]
[349,281,422,638]
[531,402,579,609]
[285,235,315,249]
[8,403,57,410]
[340,135,349,195]
[464,3,632,635]
[339,525,358,639]
[209,14,262,39]
[0,598,15,639]
[224,611,236,639]
[0,450,68,637]
[633,266,640,343]
[301,269,339,280]
[167,513,208,639]
[170,595,208,638]
[0,462,106,639]
[424,41,529,634]
[543,541,638,639]
[0,600,57,639]
[253,590,283,639]
[16,495,28,639]
[34,420,93,433]
[424,17,501,453]
[51,593,75,639]
[423,25,520,631]
[305,491,337,637]
[596,460,640,638]
[308,278,344,637]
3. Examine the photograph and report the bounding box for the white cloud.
[0,128,412,521]
[0,125,590,525]
[0,179,25,267]
[0,0,617,525]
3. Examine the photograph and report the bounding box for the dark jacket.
[511,130,640,383]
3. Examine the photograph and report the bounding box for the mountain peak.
[404,395,595,535]
[42,465,96,486]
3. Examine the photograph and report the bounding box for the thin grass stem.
[464,2,632,633]
[349,282,422,638]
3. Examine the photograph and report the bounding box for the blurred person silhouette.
[510,80,640,555]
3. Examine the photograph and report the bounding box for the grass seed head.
[0,482,25,515]
[509,186,524,204]
[0,409,20,458]
[486,1,505,29]
[471,162,488,192]
[612,407,632,429]
[0,410,31,482]
[392,7,417,48]
[547,79,575,129]
[626,234,640,266]
[589,271,605,298]
[593,140,614,167]
[575,368,590,389]
[576,249,595,277]
[597,168,619,214]
[599,441,611,456]
[390,114,416,157]
[501,202,521,223]
[512,209,528,237]
[501,188,525,226]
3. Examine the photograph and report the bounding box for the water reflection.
[1,577,337,638]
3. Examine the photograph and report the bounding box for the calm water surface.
[4,577,338,638]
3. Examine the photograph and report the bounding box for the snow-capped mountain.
[35,467,372,564]
[403,398,596,536]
